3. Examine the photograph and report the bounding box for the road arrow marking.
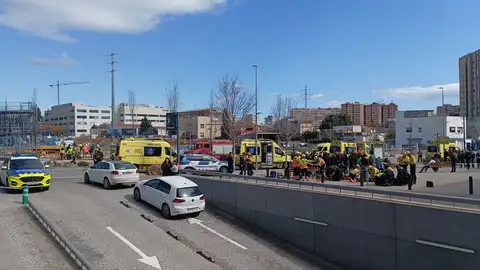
[188,218,247,250]
[106,226,161,269]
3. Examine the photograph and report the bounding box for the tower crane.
[49,81,90,105]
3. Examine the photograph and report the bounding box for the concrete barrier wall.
[188,176,480,270]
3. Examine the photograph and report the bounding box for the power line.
[108,50,119,136]
[300,85,310,109]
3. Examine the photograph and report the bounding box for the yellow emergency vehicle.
[112,138,177,169]
[235,139,290,168]
[427,142,458,159]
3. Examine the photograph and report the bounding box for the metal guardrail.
[26,201,95,270]
[179,170,480,212]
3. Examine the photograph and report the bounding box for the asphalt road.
[0,187,75,270]
[23,167,333,270]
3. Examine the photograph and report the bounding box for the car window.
[177,186,202,198]
[165,147,171,156]
[9,158,44,170]
[274,148,284,156]
[144,147,162,156]
[145,179,160,189]
[94,162,104,169]
[201,156,212,161]
[158,181,171,194]
[102,163,111,170]
[188,156,202,161]
[114,162,136,170]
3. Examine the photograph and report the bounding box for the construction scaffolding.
[0,101,37,150]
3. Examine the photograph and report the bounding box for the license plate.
[26,181,40,185]
[123,172,132,175]
[187,207,200,212]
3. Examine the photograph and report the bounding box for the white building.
[44,103,111,137]
[117,103,168,135]
[395,111,465,148]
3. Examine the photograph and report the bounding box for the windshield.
[10,159,44,170]
[330,146,341,153]
[176,186,203,198]
[427,146,438,152]
[114,162,137,170]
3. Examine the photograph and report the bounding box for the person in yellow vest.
[349,165,360,182]
[369,165,379,182]
[299,154,309,181]
[246,152,254,176]
[60,147,65,160]
[398,152,409,168]
[315,154,326,181]
[407,152,416,184]
[292,153,301,180]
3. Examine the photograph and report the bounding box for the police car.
[179,154,229,173]
[0,154,51,192]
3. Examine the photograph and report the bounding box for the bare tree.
[166,79,180,113]
[128,89,137,132]
[214,74,255,157]
[270,95,298,160]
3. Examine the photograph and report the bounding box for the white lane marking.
[294,217,328,227]
[416,239,475,254]
[106,226,162,269]
[188,218,248,250]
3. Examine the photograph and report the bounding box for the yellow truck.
[316,141,371,156]
[112,138,177,169]
[427,142,457,160]
[235,139,290,168]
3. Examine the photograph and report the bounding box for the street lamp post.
[253,64,259,171]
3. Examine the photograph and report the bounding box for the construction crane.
[49,81,90,105]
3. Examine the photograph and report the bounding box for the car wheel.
[219,167,228,173]
[84,173,91,184]
[103,178,112,189]
[161,203,171,218]
[133,188,141,201]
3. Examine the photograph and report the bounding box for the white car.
[133,175,205,218]
[179,154,229,173]
[84,160,139,189]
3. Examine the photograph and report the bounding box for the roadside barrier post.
[469,176,474,195]
[22,185,29,204]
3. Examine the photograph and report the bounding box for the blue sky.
[0,0,479,114]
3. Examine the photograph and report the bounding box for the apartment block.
[44,103,111,137]
[437,104,460,116]
[117,103,168,135]
[291,108,341,128]
[341,102,365,126]
[181,116,222,140]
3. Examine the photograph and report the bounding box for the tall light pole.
[439,87,446,138]
[253,64,259,171]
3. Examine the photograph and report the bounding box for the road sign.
[166,112,178,131]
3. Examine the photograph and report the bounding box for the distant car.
[133,176,205,218]
[84,160,139,189]
[0,154,51,192]
[179,154,229,173]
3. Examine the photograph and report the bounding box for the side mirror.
[44,165,50,169]
[1,165,7,170]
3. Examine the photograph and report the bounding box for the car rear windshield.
[176,186,203,198]
[114,162,137,170]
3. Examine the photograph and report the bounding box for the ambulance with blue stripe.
[179,154,229,173]
[0,154,51,192]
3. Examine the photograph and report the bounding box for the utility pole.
[108,50,118,137]
[32,88,38,151]
[301,85,311,109]
[253,64,259,171]
[439,87,446,138]
[49,81,90,105]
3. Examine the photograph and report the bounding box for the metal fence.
[179,170,480,212]
[0,101,38,150]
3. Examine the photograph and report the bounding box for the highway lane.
[43,167,335,270]
[0,188,75,270]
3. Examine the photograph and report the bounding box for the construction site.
[0,101,38,148]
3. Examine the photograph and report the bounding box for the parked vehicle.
[0,154,51,192]
[133,176,205,218]
[184,140,232,161]
[111,138,177,170]
[84,160,139,189]
[179,154,229,173]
